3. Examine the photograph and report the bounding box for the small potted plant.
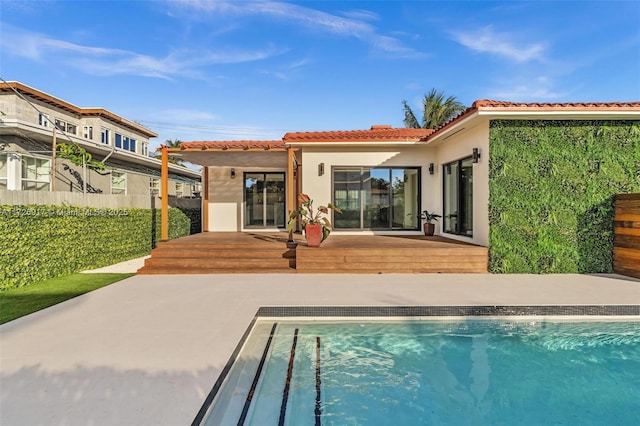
[287,193,342,247]
[420,210,441,236]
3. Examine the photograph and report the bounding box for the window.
[21,156,51,191]
[244,173,286,228]
[175,182,183,197]
[192,183,201,197]
[443,157,474,236]
[150,178,160,196]
[142,142,149,157]
[117,136,137,153]
[101,128,111,145]
[38,113,49,127]
[111,171,126,195]
[333,167,420,230]
[54,119,77,135]
[0,153,7,189]
[83,126,93,140]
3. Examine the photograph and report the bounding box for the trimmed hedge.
[0,206,190,289]
[178,208,202,234]
[489,120,640,273]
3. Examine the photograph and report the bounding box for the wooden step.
[137,267,297,274]
[149,247,295,259]
[143,257,294,269]
[154,242,291,250]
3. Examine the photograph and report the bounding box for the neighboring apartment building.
[0,81,201,197]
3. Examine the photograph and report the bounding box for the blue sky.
[1,0,639,151]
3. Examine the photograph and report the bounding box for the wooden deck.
[137,232,488,274]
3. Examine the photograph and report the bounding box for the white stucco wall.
[299,145,435,235]
[430,121,490,247]
[204,128,491,243]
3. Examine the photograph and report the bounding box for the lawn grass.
[0,273,134,324]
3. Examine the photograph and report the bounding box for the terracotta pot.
[305,224,323,247]
[423,223,435,236]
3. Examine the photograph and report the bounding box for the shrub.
[0,206,190,289]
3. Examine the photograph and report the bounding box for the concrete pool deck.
[1,273,639,426]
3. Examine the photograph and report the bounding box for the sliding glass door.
[333,167,420,230]
[244,172,286,228]
[443,157,473,236]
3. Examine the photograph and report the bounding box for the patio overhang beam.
[287,147,297,230]
[168,147,288,152]
[161,146,169,241]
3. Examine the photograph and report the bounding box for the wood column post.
[202,167,209,232]
[287,147,295,216]
[161,146,169,241]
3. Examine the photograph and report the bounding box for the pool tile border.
[256,305,640,317]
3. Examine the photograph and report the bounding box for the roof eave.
[426,110,481,143]
[476,108,640,117]
[284,140,428,147]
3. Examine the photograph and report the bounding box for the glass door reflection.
[244,172,285,228]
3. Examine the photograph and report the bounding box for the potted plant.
[420,210,441,236]
[287,193,342,247]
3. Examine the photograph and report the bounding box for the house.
[159,100,639,274]
[0,81,201,197]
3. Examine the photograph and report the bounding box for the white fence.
[0,190,201,209]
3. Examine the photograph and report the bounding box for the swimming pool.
[195,310,640,425]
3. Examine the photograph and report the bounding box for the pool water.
[201,320,640,425]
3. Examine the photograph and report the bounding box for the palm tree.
[402,88,466,129]
[154,139,184,165]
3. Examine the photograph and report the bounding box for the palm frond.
[402,100,421,129]
[407,88,467,129]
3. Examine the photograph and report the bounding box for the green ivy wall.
[489,120,640,273]
[0,206,191,289]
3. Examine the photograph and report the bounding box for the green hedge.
[489,120,640,273]
[178,208,202,234]
[0,206,190,289]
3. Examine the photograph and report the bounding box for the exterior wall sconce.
[472,148,481,163]
[318,163,325,176]
[230,168,236,178]
[428,163,435,175]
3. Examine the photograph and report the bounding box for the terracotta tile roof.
[178,140,285,150]
[284,125,433,142]
[429,99,640,140]
[472,100,640,109]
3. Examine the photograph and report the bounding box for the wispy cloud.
[0,23,283,79]
[452,26,547,63]
[489,76,569,101]
[339,9,380,22]
[170,0,424,58]
[259,57,312,81]
[149,109,221,123]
